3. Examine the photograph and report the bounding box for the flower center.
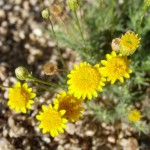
[12,88,29,108]
[107,57,128,78]
[42,109,62,130]
[72,66,101,91]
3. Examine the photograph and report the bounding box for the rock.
[65,123,75,135]
[120,138,139,150]
[107,135,116,144]
[0,138,14,150]
[0,10,5,19]
[85,130,95,137]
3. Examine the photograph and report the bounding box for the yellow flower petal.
[36,104,68,137]
[100,51,132,84]
[67,62,105,100]
[7,82,36,113]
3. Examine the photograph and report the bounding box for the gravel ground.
[0,0,150,150]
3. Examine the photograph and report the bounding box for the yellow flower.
[67,62,106,100]
[100,51,132,84]
[54,91,84,122]
[128,109,141,122]
[36,104,68,137]
[120,31,140,56]
[8,82,36,113]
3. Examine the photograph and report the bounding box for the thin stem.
[138,7,147,34]
[28,76,59,87]
[73,10,87,52]
[0,84,9,89]
[48,17,65,68]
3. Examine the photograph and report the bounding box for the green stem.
[27,76,59,88]
[0,84,9,89]
[73,10,87,52]
[138,7,147,34]
[48,17,65,68]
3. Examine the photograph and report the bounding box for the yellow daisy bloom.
[36,104,68,137]
[100,51,132,84]
[128,109,141,122]
[120,31,140,56]
[54,91,84,122]
[67,62,106,100]
[8,82,36,113]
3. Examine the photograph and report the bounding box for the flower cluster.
[7,31,140,137]
[112,31,140,56]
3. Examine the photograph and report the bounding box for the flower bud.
[15,66,30,80]
[41,8,50,19]
[67,0,79,11]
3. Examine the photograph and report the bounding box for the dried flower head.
[15,66,30,80]
[54,91,84,122]
[50,5,62,16]
[8,82,36,113]
[41,8,50,19]
[128,109,141,122]
[36,104,68,137]
[67,62,106,100]
[43,62,58,75]
[67,0,79,10]
[100,51,132,84]
[120,31,140,56]
[111,38,121,52]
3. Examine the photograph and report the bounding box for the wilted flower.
[43,62,58,75]
[50,5,62,16]
[111,38,121,52]
[54,91,84,122]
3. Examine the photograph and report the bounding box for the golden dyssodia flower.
[100,51,132,84]
[36,104,68,137]
[8,82,36,113]
[128,109,141,122]
[120,31,140,56]
[54,91,84,122]
[67,62,106,100]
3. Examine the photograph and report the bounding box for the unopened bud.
[15,66,30,80]
[67,0,79,11]
[41,8,50,19]
[111,38,121,52]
